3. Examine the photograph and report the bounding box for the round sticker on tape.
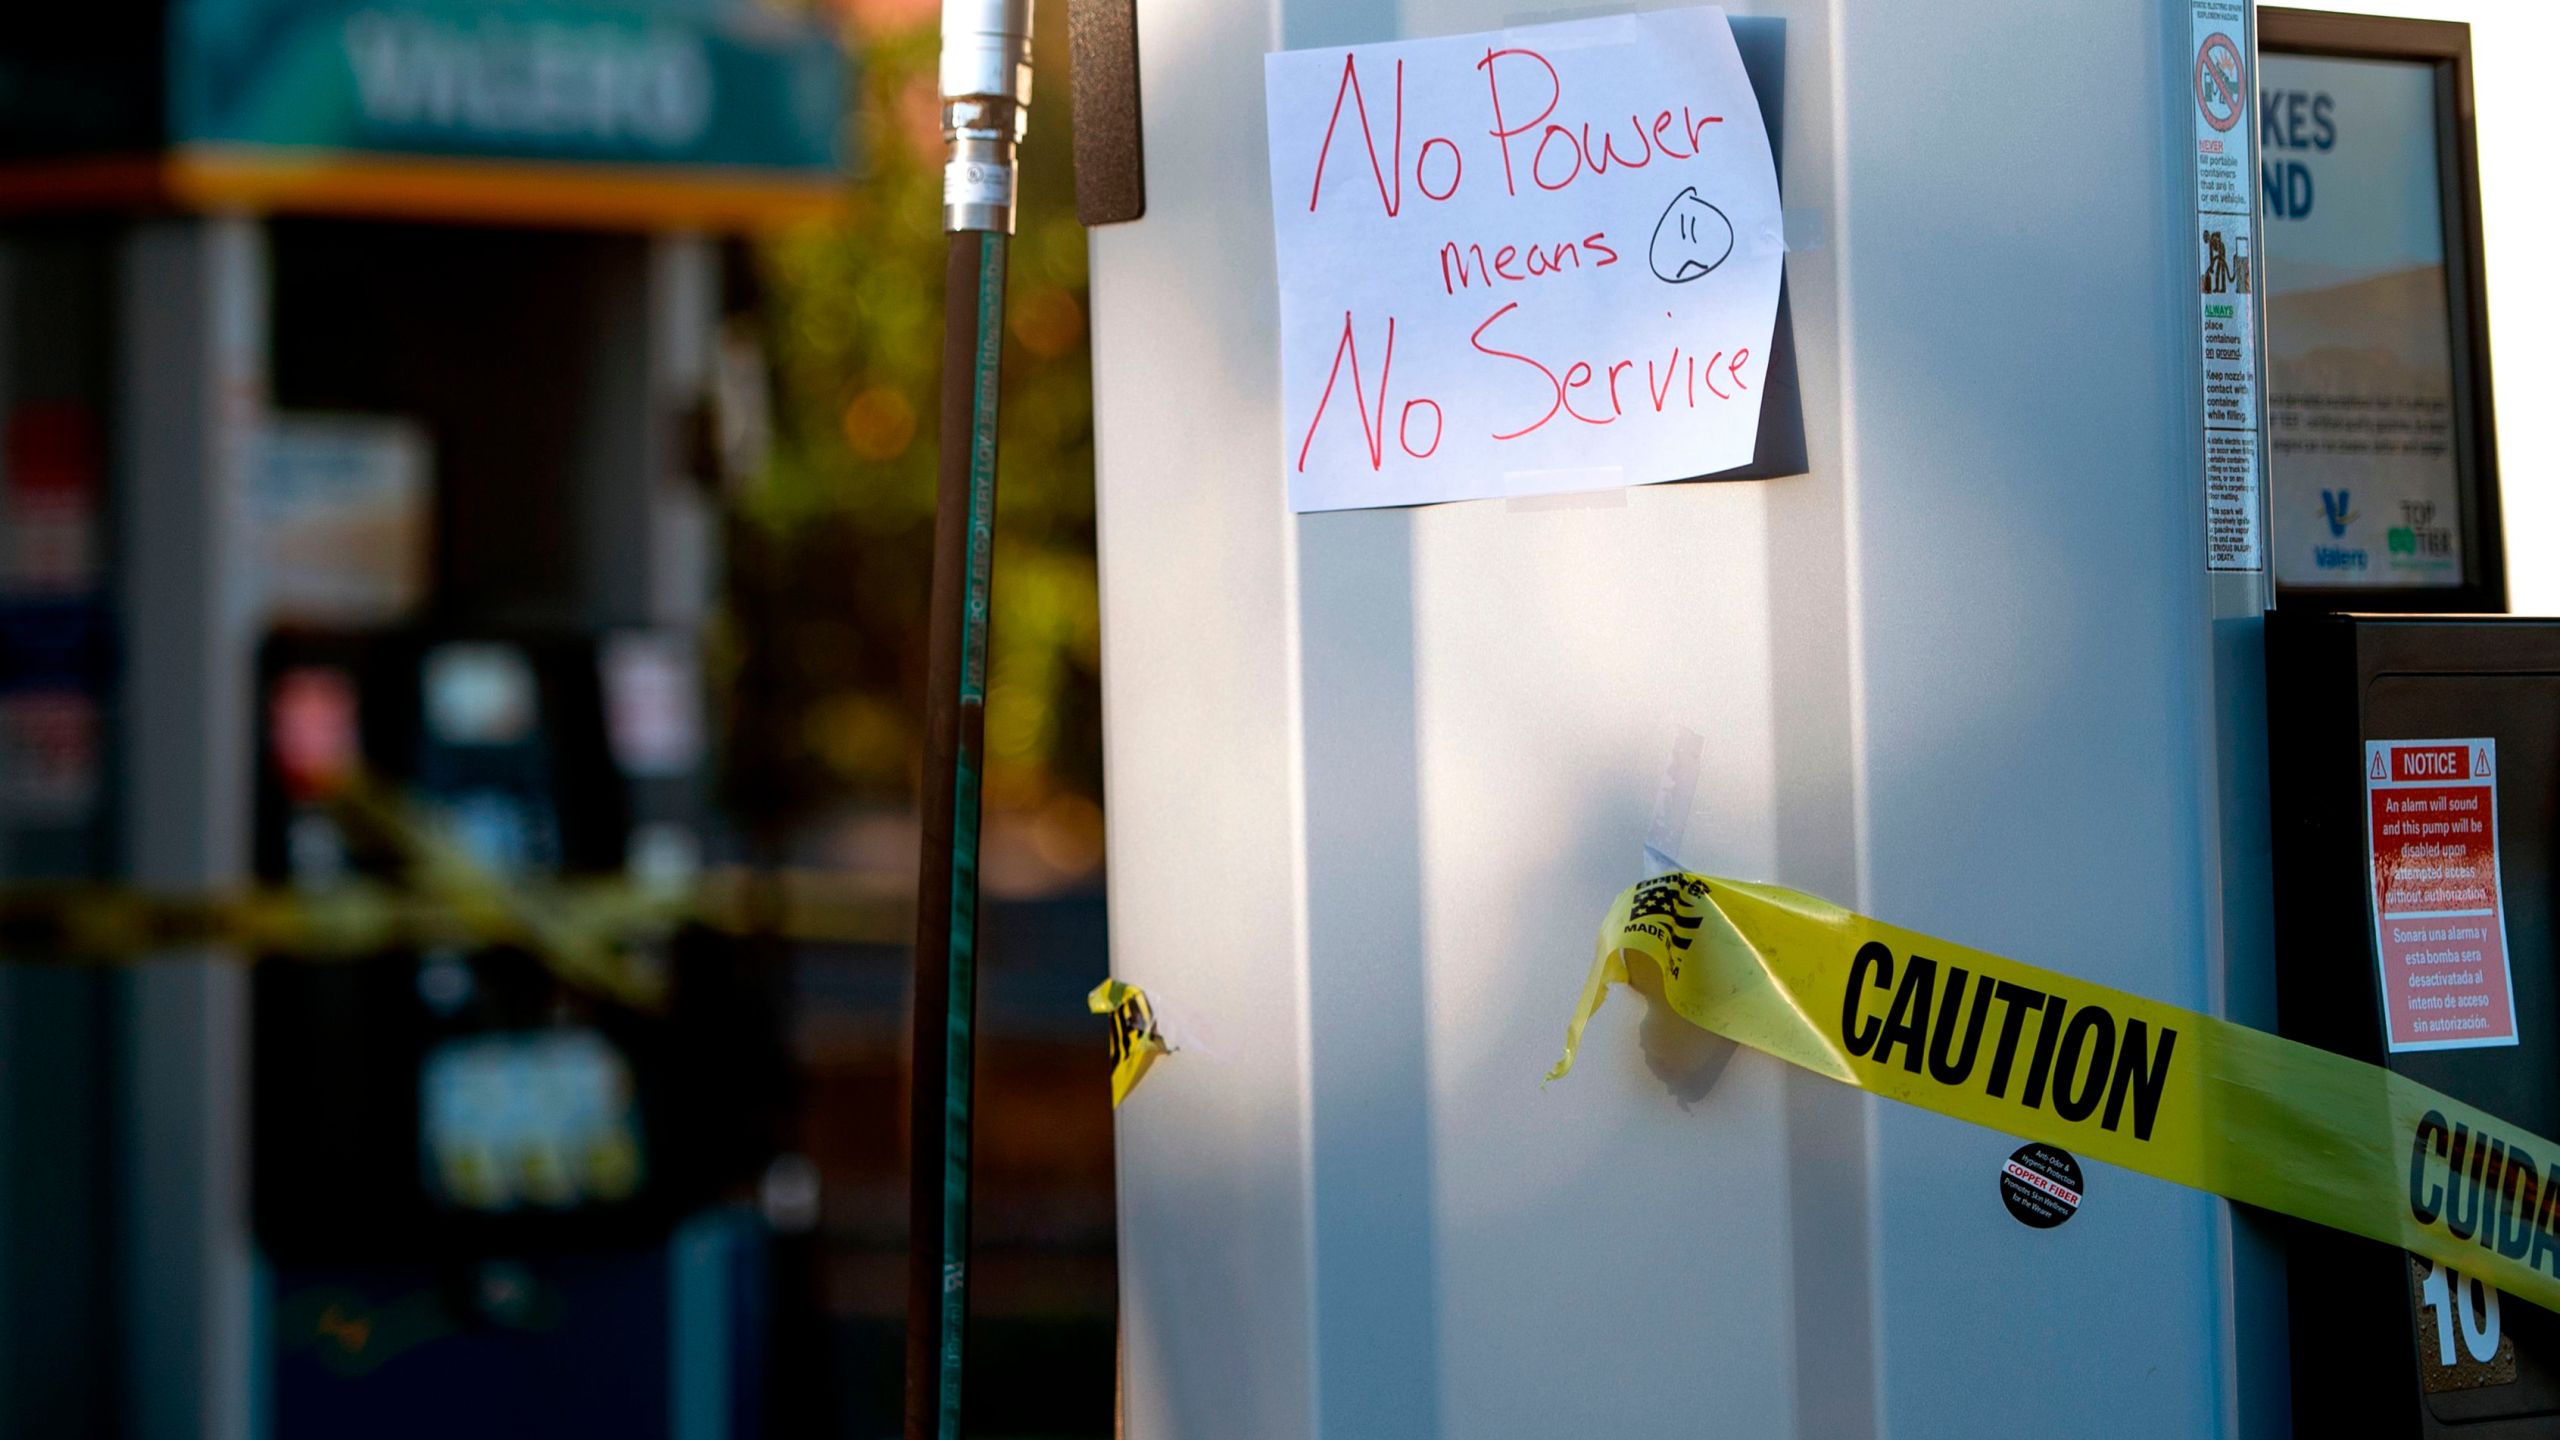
[2000,1143,2084,1229]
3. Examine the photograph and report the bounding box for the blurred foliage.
[719,3,1099,842]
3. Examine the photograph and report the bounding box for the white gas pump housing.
[1086,1,2280,1436]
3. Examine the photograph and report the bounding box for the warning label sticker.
[2199,220,2256,429]
[2191,22,2252,215]
[2203,428,2260,569]
[2199,215,2261,569]
[2191,0,2263,573]
[2367,740,2517,1053]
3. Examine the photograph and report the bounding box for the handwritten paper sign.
[1265,8,1783,512]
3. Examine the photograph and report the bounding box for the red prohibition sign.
[2195,32,2246,132]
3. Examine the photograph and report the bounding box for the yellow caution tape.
[1554,873,2560,1316]
[0,766,915,1003]
[333,776,668,1005]
[1089,979,1170,1107]
[0,769,897,1001]
[0,871,899,961]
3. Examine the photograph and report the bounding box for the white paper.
[1265,7,1783,513]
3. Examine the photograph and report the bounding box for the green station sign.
[0,1,849,224]
[173,0,845,174]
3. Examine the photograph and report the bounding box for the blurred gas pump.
[249,625,790,1437]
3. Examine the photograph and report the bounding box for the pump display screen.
[2259,53,2470,590]
[421,1027,645,1214]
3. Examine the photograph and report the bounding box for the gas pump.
[2252,13,2536,1432]
[0,1,846,1429]
[247,625,778,1436]
[2266,615,2555,1433]
[1066,0,2533,1435]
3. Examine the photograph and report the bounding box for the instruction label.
[2367,740,2516,1052]
[2192,0,2263,570]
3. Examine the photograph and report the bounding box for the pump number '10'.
[1262,6,1785,512]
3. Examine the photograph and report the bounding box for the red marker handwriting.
[1297,312,1444,472]
[1306,45,1724,215]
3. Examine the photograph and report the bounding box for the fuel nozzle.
[939,0,1035,233]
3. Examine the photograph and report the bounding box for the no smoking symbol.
[2195,32,2245,132]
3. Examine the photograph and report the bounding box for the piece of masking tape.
[1090,978,1174,1107]
[1504,487,1631,513]
[1501,5,1641,46]
[1554,872,2560,1318]
[1641,725,1705,875]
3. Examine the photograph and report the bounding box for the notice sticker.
[2366,739,2517,1052]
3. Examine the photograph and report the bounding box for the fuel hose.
[907,4,1033,1439]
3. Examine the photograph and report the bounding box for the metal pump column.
[906,3,1031,1439]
